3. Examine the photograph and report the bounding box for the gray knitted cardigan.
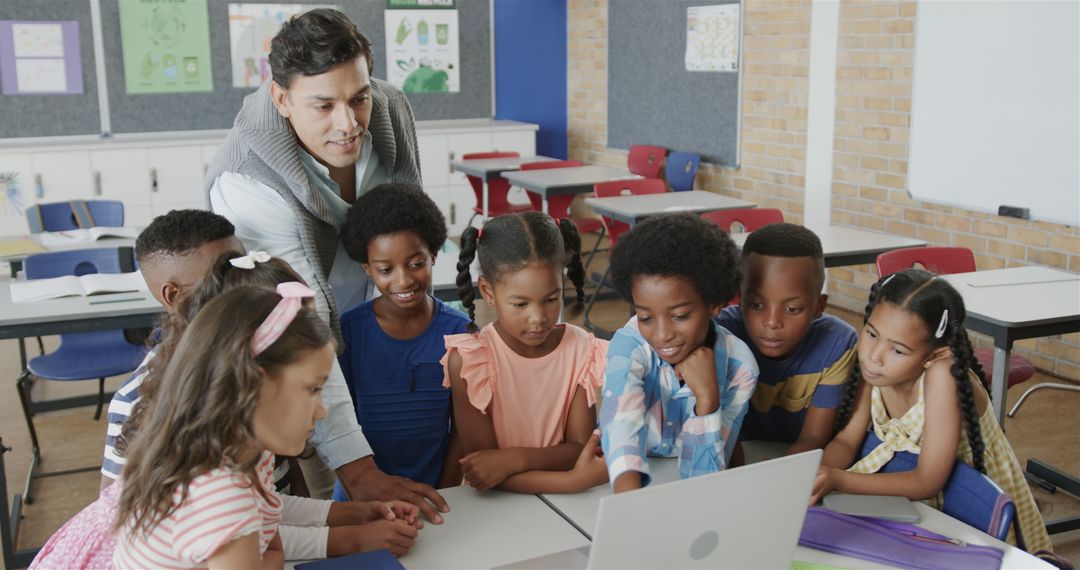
[205,79,423,339]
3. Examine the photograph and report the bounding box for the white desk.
[450,156,557,222]
[502,165,641,215]
[397,485,589,569]
[731,225,926,268]
[585,190,757,225]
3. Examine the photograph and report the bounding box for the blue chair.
[25,200,124,233]
[857,431,1022,547]
[17,247,148,503]
[664,151,701,192]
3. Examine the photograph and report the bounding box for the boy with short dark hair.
[716,223,856,457]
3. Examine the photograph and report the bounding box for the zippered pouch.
[799,506,1004,570]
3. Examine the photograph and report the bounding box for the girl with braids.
[114,285,421,568]
[812,269,1052,554]
[441,211,610,493]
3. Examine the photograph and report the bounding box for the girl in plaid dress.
[811,269,1052,555]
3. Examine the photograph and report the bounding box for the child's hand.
[570,430,609,489]
[460,449,515,491]
[348,519,419,558]
[810,466,840,505]
[372,500,423,529]
[675,346,719,415]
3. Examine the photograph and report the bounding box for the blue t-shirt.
[338,297,470,487]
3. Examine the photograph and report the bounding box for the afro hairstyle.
[341,182,448,264]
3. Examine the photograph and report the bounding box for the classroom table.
[584,190,757,225]
[449,155,557,222]
[501,165,642,215]
[731,224,927,268]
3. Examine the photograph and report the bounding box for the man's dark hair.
[741,223,825,287]
[609,213,740,307]
[341,183,447,264]
[269,8,374,88]
[135,209,235,263]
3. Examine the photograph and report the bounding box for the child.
[442,212,609,493]
[336,183,469,494]
[715,223,857,457]
[101,209,243,490]
[114,285,422,568]
[811,269,1052,554]
[600,214,759,493]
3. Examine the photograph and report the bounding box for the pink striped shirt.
[113,451,282,569]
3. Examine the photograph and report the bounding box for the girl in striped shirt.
[113,284,420,569]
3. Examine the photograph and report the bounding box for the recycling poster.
[383,9,459,93]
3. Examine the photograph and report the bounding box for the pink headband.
[251,282,315,356]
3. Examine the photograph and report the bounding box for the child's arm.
[206,533,279,570]
[786,405,839,456]
[820,379,871,470]
[812,364,962,503]
[601,331,653,494]
[788,347,855,456]
[325,521,419,558]
[437,412,465,489]
[458,387,592,491]
[494,387,605,493]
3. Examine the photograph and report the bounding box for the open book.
[9,271,149,303]
[37,226,139,247]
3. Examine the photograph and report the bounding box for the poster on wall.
[0,172,24,219]
[0,20,84,95]
[685,4,740,72]
[383,9,459,93]
[228,3,335,89]
[118,0,213,94]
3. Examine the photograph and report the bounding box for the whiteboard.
[908,1,1079,226]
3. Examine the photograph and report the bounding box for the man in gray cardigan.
[207,9,449,523]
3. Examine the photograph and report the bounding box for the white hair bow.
[229,250,271,269]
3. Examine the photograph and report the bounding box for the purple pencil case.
[799,506,1005,570]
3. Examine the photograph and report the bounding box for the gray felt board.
[2,0,491,138]
[607,0,741,167]
[0,0,101,139]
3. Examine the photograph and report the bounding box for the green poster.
[119,0,213,94]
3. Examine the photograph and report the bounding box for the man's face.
[270,56,373,170]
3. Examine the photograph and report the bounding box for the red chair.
[702,208,784,233]
[584,178,668,333]
[520,161,607,270]
[627,144,667,179]
[463,151,534,228]
[876,247,1036,392]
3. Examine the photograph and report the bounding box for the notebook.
[36,226,138,247]
[9,271,148,303]
[499,450,822,570]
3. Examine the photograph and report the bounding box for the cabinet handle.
[450,203,456,225]
[93,170,102,196]
[33,173,43,198]
[448,151,455,173]
[150,167,159,192]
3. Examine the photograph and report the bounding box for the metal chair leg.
[583,267,610,336]
[94,377,105,421]
[1007,382,1080,417]
[15,372,41,505]
[582,226,606,273]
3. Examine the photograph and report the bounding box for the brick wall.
[566,0,1080,381]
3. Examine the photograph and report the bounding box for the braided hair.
[456,212,586,332]
[834,269,987,473]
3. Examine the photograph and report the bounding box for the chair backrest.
[461,152,520,214]
[665,151,701,192]
[701,208,784,233]
[520,161,584,213]
[858,432,1020,545]
[627,144,667,179]
[593,178,668,246]
[24,247,133,280]
[876,246,976,277]
[25,200,125,233]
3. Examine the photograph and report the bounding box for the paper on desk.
[663,205,698,212]
[37,226,138,247]
[10,271,148,303]
[0,238,46,258]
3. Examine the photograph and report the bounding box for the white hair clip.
[934,309,949,339]
[881,274,896,286]
[229,250,271,269]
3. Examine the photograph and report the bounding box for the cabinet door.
[490,130,537,157]
[417,133,448,187]
[0,153,34,236]
[446,133,493,186]
[201,144,221,178]
[90,149,151,206]
[445,182,478,237]
[29,150,93,204]
[147,146,206,212]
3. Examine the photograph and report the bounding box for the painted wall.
[493,0,568,159]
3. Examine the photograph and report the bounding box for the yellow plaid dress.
[849,373,1052,554]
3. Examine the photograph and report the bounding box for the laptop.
[499,450,822,570]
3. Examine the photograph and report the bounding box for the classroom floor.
[2,255,1078,567]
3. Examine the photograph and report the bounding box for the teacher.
[206,9,447,522]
